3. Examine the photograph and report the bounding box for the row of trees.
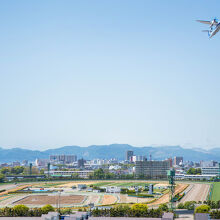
[91,204,166,218]
[178,200,220,210]
[0,204,54,217]
[89,168,135,180]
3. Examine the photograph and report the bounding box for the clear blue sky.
[1,0,220,150]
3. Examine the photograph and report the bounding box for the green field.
[211,182,220,201]
[92,181,154,188]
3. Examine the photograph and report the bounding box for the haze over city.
[1,0,220,150]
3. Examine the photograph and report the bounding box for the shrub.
[184,201,196,210]
[131,203,148,211]
[41,204,55,214]
[158,204,168,212]
[13,205,29,216]
[177,203,185,209]
[195,205,210,213]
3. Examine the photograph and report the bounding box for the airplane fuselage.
[210,23,220,38]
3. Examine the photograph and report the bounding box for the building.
[202,165,220,176]
[45,170,93,178]
[200,160,218,168]
[126,150,134,161]
[166,158,173,167]
[35,159,49,167]
[175,173,216,180]
[173,156,183,166]
[135,160,170,179]
[132,155,147,162]
[78,158,86,168]
[49,154,77,164]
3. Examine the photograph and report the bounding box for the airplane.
[196,18,220,38]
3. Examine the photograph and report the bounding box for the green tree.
[158,204,169,212]
[184,201,196,210]
[131,203,148,212]
[13,205,29,216]
[0,174,5,183]
[195,205,210,213]
[41,204,55,214]
[94,168,105,179]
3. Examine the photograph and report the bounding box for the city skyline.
[1,0,220,149]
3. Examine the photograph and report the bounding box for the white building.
[202,166,220,176]
[45,170,93,178]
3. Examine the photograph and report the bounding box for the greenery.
[13,205,29,216]
[186,168,201,175]
[41,204,55,214]
[0,204,55,217]
[0,174,5,183]
[210,210,220,219]
[211,183,220,201]
[91,205,163,218]
[158,204,169,212]
[195,205,210,213]
[177,201,197,210]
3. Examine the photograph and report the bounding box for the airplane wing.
[196,20,211,25]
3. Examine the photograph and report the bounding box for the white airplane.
[196,18,220,38]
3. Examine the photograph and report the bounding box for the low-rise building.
[45,170,93,178]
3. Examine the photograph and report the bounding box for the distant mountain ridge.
[0,144,219,163]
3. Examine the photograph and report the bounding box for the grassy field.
[211,182,220,201]
[92,181,154,188]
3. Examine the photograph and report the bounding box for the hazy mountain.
[0,144,219,163]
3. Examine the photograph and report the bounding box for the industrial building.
[135,160,170,179]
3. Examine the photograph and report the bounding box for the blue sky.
[1,0,220,150]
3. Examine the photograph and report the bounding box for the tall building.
[135,160,170,179]
[126,150,134,161]
[173,156,183,166]
[78,158,86,168]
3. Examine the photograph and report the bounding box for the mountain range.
[0,144,220,163]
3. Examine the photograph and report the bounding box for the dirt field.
[119,194,153,204]
[14,195,85,205]
[180,183,209,202]
[101,195,117,205]
[151,183,188,205]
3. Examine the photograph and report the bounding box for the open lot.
[14,195,85,206]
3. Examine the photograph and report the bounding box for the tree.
[184,201,196,210]
[93,168,105,179]
[131,203,148,212]
[158,204,168,212]
[0,174,4,183]
[177,203,185,209]
[195,205,210,213]
[13,205,29,216]
[41,204,55,214]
